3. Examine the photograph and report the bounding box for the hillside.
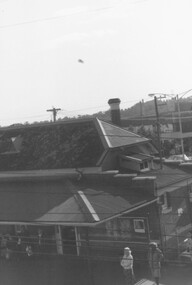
[68,97,192,121]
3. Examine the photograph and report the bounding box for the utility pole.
[154,96,163,169]
[150,89,192,160]
[47,107,61,122]
[176,95,185,159]
[140,99,144,127]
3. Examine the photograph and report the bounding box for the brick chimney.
[108,98,121,126]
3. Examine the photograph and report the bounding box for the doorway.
[61,226,77,255]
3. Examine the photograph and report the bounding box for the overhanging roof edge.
[89,197,158,226]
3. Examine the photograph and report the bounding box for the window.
[140,161,149,172]
[133,219,145,233]
[105,218,132,239]
[15,224,27,233]
[159,192,172,213]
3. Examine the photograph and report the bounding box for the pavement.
[134,263,192,285]
[0,254,191,285]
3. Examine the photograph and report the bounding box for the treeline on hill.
[6,97,192,127]
[62,97,192,120]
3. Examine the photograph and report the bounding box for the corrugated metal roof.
[96,119,149,148]
[80,188,151,221]
[139,162,192,189]
[0,179,156,226]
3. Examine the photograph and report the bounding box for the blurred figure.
[148,242,163,285]
[38,229,43,246]
[120,247,134,285]
[26,245,33,257]
[0,234,12,260]
[185,230,192,260]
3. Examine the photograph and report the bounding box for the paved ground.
[0,254,192,284]
[0,255,91,285]
[135,263,192,285]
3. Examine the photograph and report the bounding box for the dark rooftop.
[0,118,150,171]
[139,161,192,189]
[0,120,104,171]
[0,177,156,225]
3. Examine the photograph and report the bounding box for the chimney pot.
[108,98,121,126]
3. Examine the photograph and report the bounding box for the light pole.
[149,89,192,160]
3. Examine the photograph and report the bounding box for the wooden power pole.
[154,96,163,169]
[47,107,61,122]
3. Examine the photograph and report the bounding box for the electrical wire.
[59,100,141,114]
[0,9,108,29]
[0,219,190,262]
[6,229,192,243]
[0,205,189,219]
[7,240,191,265]
[0,98,142,124]
[0,186,190,195]
[123,115,192,121]
[0,212,189,217]
[0,0,151,31]
[0,99,191,126]
[1,232,190,250]
[0,126,176,139]
[0,178,190,193]
[0,4,119,30]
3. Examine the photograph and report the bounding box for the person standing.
[148,242,163,285]
[120,247,134,285]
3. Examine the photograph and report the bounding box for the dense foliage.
[0,122,104,170]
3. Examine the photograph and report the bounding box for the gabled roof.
[96,119,149,148]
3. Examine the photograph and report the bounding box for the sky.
[1,0,192,125]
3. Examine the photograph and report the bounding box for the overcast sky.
[0,0,192,125]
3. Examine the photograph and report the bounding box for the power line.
[2,233,190,250]
[0,209,186,216]
[0,99,144,124]
[59,100,140,114]
[0,237,190,264]
[2,106,192,126]
[0,0,149,31]
[0,5,115,30]
[124,115,192,121]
